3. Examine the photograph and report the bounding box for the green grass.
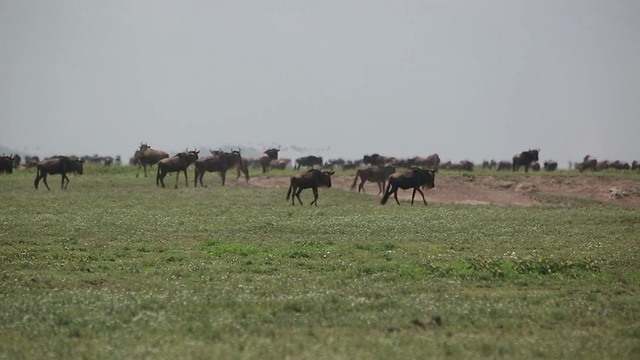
[1,166,639,359]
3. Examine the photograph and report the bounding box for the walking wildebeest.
[135,143,169,178]
[286,169,334,206]
[581,155,597,172]
[544,160,558,171]
[259,148,279,173]
[194,149,245,187]
[156,150,199,188]
[350,165,396,195]
[294,155,323,170]
[34,156,85,190]
[0,155,14,174]
[380,168,436,205]
[512,149,540,173]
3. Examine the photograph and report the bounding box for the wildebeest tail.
[380,181,392,205]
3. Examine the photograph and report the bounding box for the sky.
[1,0,639,167]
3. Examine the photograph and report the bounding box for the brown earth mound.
[245,173,640,208]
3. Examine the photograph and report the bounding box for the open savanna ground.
[1,166,639,359]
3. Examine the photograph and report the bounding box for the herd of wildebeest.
[1,144,638,206]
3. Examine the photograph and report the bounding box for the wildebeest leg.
[377,181,384,195]
[183,169,189,188]
[220,171,227,186]
[174,170,180,188]
[295,188,304,206]
[42,174,51,191]
[62,173,70,190]
[393,188,401,205]
[358,179,366,193]
[310,187,319,206]
[415,188,427,205]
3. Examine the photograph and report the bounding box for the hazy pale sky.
[1,0,639,166]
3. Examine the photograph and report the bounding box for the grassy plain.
[1,166,639,359]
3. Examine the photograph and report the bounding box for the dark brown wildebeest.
[350,165,396,195]
[156,150,199,188]
[294,155,323,170]
[194,150,245,187]
[0,155,14,174]
[286,169,334,206]
[544,160,558,171]
[259,148,279,173]
[409,153,441,172]
[363,153,389,166]
[581,155,597,172]
[530,161,541,171]
[210,149,250,182]
[135,143,169,178]
[34,156,85,190]
[380,168,435,205]
[512,149,540,173]
[632,160,639,171]
[497,160,511,171]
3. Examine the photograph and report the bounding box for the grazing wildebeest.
[380,168,436,205]
[259,148,279,173]
[530,161,541,171]
[482,160,497,170]
[512,149,540,173]
[409,153,441,172]
[135,143,169,178]
[194,150,244,187]
[581,155,597,172]
[632,160,639,171]
[544,160,558,171]
[363,153,390,166]
[497,160,511,171]
[0,155,14,174]
[270,158,291,170]
[294,155,323,170]
[350,165,396,195]
[34,156,85,190]
[156,150,199,188]
[286,169,334,206]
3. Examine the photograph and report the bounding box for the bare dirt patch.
[245,173,640,208]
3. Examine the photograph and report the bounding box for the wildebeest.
[482,160,497,170]
[496,160,511,171]
[380,168,435,205]
[259,148,279,173]
[512,149,540,173]
[156,150,199,188]
[194,149,245,187]
[294,155,323,170]
[544,160,558,171]
[350,165,396,195]
[286,169,334,206]
[270,158,291,170]
[409,153,441,172]
[135,143,169,178]
[0,155,14,174]
[34,156,85,190]
[632,160,639,171]
[581,155,597,172]
[362,153,390,166]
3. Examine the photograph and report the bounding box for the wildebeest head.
[0,155,14,174]
[309,169,334,188]
[263,148,280,160]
